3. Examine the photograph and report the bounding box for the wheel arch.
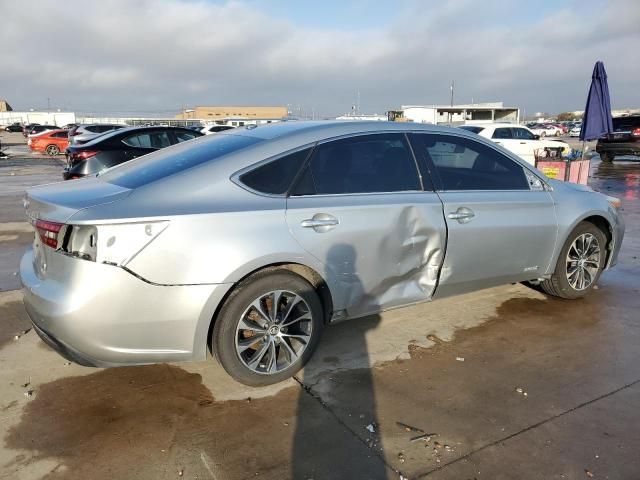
[204,262,334,357]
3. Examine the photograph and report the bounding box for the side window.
[52,131,67,138]
[512,128,535,140]
[175,131,198,143]
[240,148,312,195]
[122,131,171,149]
[292,133,420,195]
[492,128,512,139]
[413,134,529,191]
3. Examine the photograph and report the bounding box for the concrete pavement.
[1,130,639,479]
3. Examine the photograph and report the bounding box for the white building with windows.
[389,102,520,125]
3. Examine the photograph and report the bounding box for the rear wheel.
[213,271,324,386]
[600,152,613,163]
[45,144,60,156]
[540,222,607,299]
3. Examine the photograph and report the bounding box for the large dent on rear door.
[335,205,445,319]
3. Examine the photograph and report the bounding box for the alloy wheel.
[565,233,601,290]
[235,290,313,375]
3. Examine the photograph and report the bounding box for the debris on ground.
[456,356,465,362]
[396,421,424,433]
[13,328,31,340]
[397,452,406,463]
[366,423,376,433]
[177,468,184,476]
[21,380,30,388]
[24,389,34,397]
[515,386,528,397]
[410,433,437,442]
[585,469,594,477]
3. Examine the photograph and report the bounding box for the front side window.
[291,133,421,195]
[240,148,311,195]
[412,134,529,191]
[122,131,171,149]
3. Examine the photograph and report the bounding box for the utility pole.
[450,81,454,107]
[47,97,50,113]
[357,89,360,116]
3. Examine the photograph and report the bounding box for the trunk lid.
[25,178,132,224]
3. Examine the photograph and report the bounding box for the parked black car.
[63,126,203,180]
[22,123,40,137]
[596,115,640,162]
[4,123,23,132]
[26,125,60,136]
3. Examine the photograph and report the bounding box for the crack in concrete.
[293,374,405,479]
[414,377,640,478]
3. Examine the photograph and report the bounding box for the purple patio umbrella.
[580,61,613,158]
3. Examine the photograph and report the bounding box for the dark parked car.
[22,123,40,137]
[596,115,640,162]
[4,123,23,132]
[27,125,60,137]
[63,126,203,180]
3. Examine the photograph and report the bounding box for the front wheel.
[213,271,324,386]
[540,222,607,299]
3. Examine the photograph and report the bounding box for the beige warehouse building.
[176,105,288,120]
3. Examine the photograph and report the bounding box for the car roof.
[218,120,475,143]
[73,125,201,147]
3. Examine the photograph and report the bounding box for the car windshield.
[100,133,262,189]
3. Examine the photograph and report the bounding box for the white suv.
[459,124,571,165]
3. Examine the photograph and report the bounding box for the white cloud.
[1,0,638,116]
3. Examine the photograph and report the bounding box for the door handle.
[447,208,475,223]
[300,213,339,232]
[301,219,339,228]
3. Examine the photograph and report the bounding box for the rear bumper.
[596,142,640,157]
[20,245,232,367]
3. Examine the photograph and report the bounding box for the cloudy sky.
[1,0,638,117]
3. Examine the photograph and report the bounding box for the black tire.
[540,222,607,299]
[46,144,60,156]
[213,270,324,386]
[600,152,613,163]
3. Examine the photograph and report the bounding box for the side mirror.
[533,134,540,140]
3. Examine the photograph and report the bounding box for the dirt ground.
[1,130,639,479]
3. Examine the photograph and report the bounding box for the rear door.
[410,132,558,298]
[286,132,447,319]
[510,127,539,165]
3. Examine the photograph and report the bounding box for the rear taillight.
[70,150,99,164]
[631,128,640,137]
[35,219,63,248]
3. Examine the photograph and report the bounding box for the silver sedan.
[20,121,624,385]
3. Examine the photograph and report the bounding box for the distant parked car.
[459,123,571,165]
[4,123,23,132]
[569,125,582,137]
[61,123,78,130]
[68,124,126,145]
[22,123,40,137]
[63,126,203,179]
[28,129,69,156]
[27,125,60,137]
[529,124,562,137]
[596,115,640,162]
[201,125,235,135]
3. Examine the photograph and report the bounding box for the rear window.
[100,134,262,188]
[612,116,640,131]
[459,126,484,134]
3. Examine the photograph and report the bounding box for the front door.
[286,133,447,319]
[410,132,558,298]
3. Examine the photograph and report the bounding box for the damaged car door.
[409,132,558,298]
[286,133,447,319]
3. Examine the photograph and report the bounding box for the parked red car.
[28,129,69,156]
